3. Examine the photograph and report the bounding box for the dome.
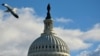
[28,4,70,56]
[28,33,70,56]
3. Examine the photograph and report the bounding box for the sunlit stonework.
[28,4,70,56]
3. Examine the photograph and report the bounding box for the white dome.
[28,33,70,56]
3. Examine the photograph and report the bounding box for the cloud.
[0,7,100,56]
[0,7,43,56]
[78,45,100,56]
[80,23,100,41]
[0,10,4,19]
[90,45,100,56]
[55,17,73,23]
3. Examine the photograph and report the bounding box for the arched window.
[42,46,44,48]
[46,45,47,48]
[49,45,51,48]
[56,46,58,49]
[53,45,55,48]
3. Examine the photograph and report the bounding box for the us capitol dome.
[28,4,70,56]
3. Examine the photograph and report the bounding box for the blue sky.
[0,0,100,56]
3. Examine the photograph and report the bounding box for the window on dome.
[53,45,55,48]
[46,45,47,48]
[42,46,44,48]
[49,45,51,48]
[56,46,58,49]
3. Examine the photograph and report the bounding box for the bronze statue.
[46,4,51,19]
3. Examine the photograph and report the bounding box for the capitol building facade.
[28,4,70,56]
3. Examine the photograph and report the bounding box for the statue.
[47,4,50,12]
[46,4,51,19]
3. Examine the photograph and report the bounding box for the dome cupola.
[28,4,70,56]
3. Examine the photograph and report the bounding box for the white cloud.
[91,45,100,56]
[78,45,100,56]
[55,17,73,23]
[77,51,90,56]
[0,7,43,56]
[80,23,100,41]
[0,10,4,19]
[0,7,100,56]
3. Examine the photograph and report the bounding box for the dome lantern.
[43,4,53,34]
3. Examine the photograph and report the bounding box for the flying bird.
[2,3,19,18]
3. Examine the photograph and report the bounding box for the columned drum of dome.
[28,4,70,56]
